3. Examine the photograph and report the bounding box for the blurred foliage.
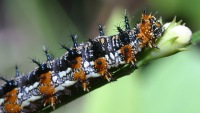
[0,0,200,113]
[191,31,200,43]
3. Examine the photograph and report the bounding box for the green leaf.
[191,30,200,43]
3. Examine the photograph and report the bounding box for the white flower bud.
[170,25,192,44]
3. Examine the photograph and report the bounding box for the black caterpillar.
[0,9,164,113]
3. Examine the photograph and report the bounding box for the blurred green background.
[0,0,200,113]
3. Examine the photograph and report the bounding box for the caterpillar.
[0,9,164,113]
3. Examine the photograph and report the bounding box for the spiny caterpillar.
[0,9,164,113]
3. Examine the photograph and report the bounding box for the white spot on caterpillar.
[33,82,39,88]
[117,50,121,53]
[66,68,72,74]
[21,101,30,109]
[24,82,39,94]
[28,96,41,101]
[90,61,94,65]
[107,65,111,69]
[130,42,134,47]
[0,98,4,105]
[25,87,29,93]
[29,85,33,91]
[84,61,89,68]
[55,85,64,93]
[18,93,23,98]
[105,54,109,60]
[62,81,77,87]
[21,96,41,108]
[115,51,118,56]
[86,72,100,78]
[110,53,115,60]
[58,68,72,78]
[52,76,58,83]
[59,71,66,78]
